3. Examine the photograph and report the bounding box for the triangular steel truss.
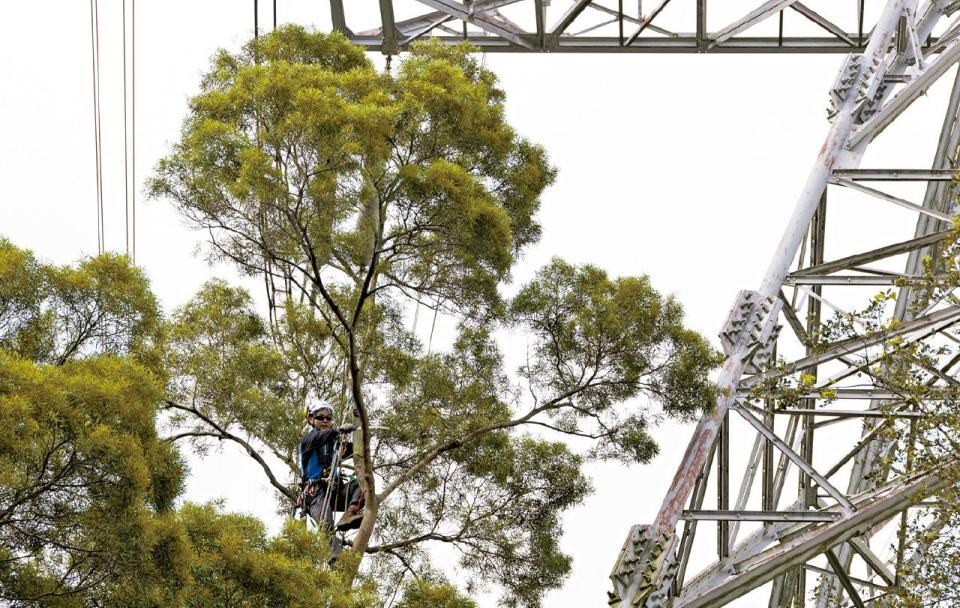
[320,1,960,606]
[335,0,955,54]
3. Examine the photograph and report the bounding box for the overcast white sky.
[1,1,955,606]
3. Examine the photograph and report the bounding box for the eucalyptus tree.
[150,27,720,606]
[0,239,182,605]
[0,239,379,607]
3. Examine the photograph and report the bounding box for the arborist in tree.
[297,401,364,553]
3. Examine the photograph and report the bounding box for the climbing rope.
[411,297,422,333]
[321,358,353,517]
[427,299,439,354]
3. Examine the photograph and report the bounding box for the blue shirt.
[299,427,339,482]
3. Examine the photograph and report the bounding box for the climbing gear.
[299,356,360,539]
[300,428,337,481]
[318,434,344,523]
[303,478,325,498]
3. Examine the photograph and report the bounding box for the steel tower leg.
[812,61,960,608]
[609,0,960,606]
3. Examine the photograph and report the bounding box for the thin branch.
[163,399,296,501]
[377,378,600,502]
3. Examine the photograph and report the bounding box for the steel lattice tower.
[321,1,960,605]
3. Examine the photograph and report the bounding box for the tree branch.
[377,379,598,502]
[163,399,296,501]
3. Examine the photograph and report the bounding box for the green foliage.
[0,351,188,605]
[0,240,47,358]
[375,428,591,607]
[378,326,510,448]
[884,503,960,608]
[174,503,374,608]
[0,241,373,607]
[149,27,553,319]
[510,259,721,461]
[0,239,161,367]
[0,240,181,605]
[148,26,720,607]
[396,579,477,608]
[165,281,295,459]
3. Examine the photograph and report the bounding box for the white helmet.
[306,400,334,418]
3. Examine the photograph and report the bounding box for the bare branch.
[163,400,296,501]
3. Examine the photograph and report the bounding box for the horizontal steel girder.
[681,510,842,522]
[350,32,947,54]
[340,0,951,54]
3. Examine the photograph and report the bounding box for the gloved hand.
[338,423,357,434]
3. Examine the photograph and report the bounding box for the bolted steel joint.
[609,526,680,607]
[720,290,783,373]
[827,54,862,121]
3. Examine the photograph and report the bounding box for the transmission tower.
[328,1,960,605]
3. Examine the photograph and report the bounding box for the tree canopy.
[149,26,721,607]
[0,239,384,607]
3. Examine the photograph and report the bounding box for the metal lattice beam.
[344,0,952,54]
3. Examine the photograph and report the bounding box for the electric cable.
[132,0,136,263]
[411,298,421,333]
[123,0,130,257]
[89,0,104,254]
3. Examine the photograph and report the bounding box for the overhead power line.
[87,0,138,260]
[132,0,136,263]
[89,0,104,255]
[123,0,130,258]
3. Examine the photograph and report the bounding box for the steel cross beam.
[339,0,954,54]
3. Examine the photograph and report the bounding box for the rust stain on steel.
[651,377,737,537]
[819,129,839,171]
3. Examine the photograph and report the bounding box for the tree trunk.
[350,495,378,556]
[347,188,384,559]
[349,407,377,558]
